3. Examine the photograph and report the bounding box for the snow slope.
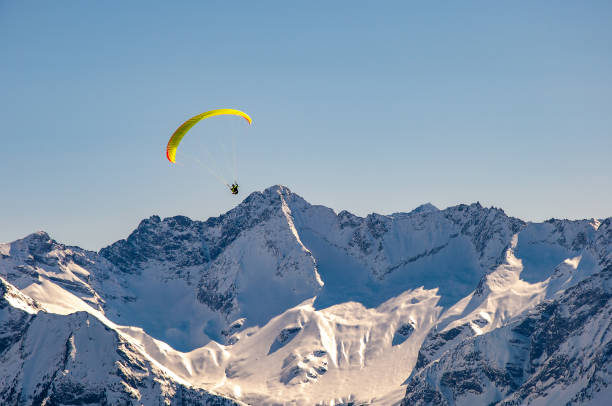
[0,277,243,405]
[402,264,612,406]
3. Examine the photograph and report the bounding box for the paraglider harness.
[230,183,239,195]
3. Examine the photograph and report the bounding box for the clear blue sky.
[2,1,611,250]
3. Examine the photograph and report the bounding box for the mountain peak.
[23,230,52,242]
[408,203,439,215]
[237,185,308,213]
[262,184,292,195]
[13,231,60,257]
[250,184,300,203]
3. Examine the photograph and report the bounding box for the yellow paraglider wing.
[166,108,252,163]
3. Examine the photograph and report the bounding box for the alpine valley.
[1,185,611,405]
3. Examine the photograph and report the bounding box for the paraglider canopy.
[166,108,252,163]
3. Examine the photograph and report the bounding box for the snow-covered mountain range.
[1,185,610,405]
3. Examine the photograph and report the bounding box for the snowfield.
[1,185,611,405]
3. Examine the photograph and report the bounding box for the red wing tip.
[166,149,175,163]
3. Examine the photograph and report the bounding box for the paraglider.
[166,109,252,195]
